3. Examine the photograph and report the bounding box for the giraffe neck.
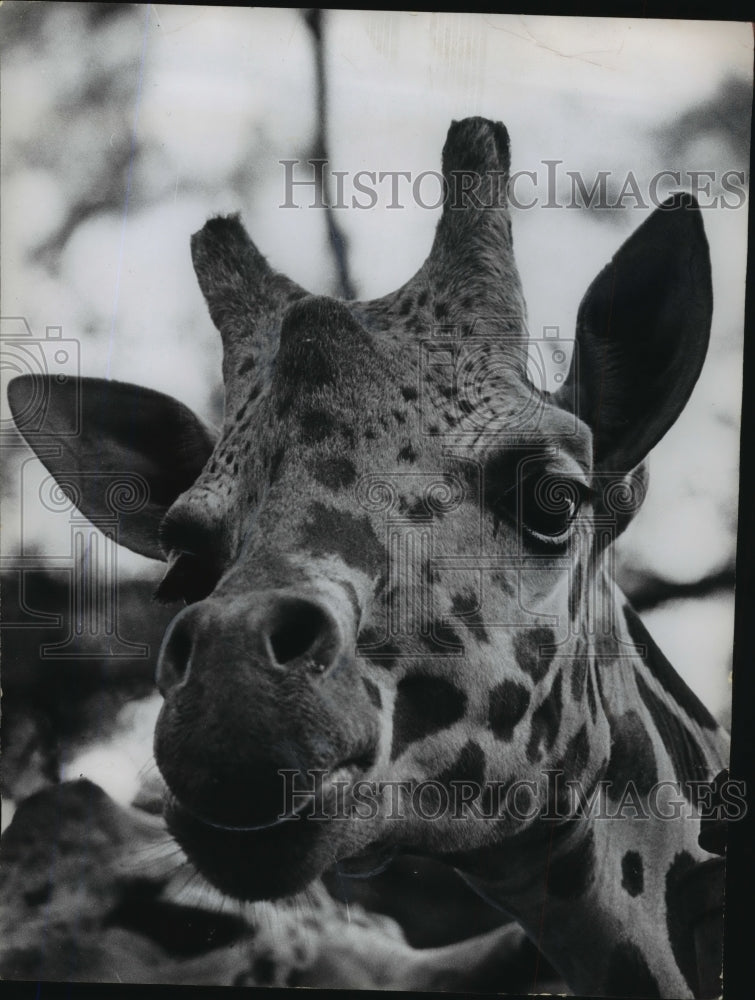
[452,582,729,998]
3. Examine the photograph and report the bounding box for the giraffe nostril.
[156,608,196,694]
[267,597,338,668]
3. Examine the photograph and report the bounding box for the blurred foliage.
[2,3,145,264]
[1,568,173,798]
[660,75,752,166]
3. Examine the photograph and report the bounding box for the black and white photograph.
[0,5,752,996]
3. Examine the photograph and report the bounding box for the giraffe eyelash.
[520,475,589,544]
[490,471,591,547]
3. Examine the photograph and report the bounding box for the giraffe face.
[149,287,608,900]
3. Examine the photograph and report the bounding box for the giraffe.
[8,118,730,997]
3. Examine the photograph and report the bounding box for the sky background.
[0,7,751,798]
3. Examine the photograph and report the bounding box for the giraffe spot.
[421,621,464,653]
[568,561,583,621]
[362,646,402,670]
[458,398,474,416]
[401,496,430,522]
[488,680,530,741]
[252,956,276,985]
[427,424,440,435]
[300,410,353,446]
[417,289,429,308]
[490,571,514,596]
[586,665,598,723]
[277,301,372,394]
[392,409,406,424]
[292,942,309,964]
[604,709,658,801]
[565,723,590,775]
[525,673,563,762]
[602,942,660,998]
[593,626,618,660]
[238,358,255,378]
[549,723,590,814]
[434,301,448,320]
[401,385,418,401]
[301,502,384,576]
[397,444,417,463]
[621,850,644,897]
[362,678,382,710]
[665,851,700,996]
[440,384,456,399]
[450,591,490,644]
[435,740,485,794]
[546,829,595,899]
[514,628,556,683]
[399,297,413,316]
[391,675,467,761]
[624,605,718,730]
[635,672,709,803]
[311,456,357,490]
[357,628,403,670]
[570,656,587,702]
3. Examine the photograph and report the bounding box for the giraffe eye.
[519,474,583,544]
[154,551,216,605]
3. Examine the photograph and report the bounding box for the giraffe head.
[8,118,712,902]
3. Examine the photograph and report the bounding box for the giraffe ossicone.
[8,117,729,998]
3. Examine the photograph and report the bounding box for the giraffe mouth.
[160,744,378,900]
[164,788,311,833]
[164,746,375,834]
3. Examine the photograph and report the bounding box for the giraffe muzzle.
[153,590,377,833]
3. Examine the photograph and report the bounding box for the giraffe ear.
[7,376,217,561]
[556,194,712,474]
